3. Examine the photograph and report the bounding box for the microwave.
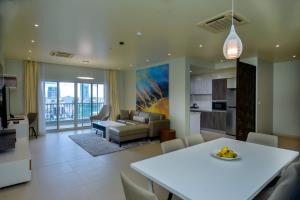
[212,101,227,111]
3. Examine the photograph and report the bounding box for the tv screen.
[0,85,7,128]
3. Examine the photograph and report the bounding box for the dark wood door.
[213,112,226,131]
[236,61,256,141]
[212,79,227,100]
[201,112,213,129]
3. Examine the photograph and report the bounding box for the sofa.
[109,110,170,146]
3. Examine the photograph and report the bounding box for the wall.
[5,59,24,115]
[122,57,190,138]
[273,60,300,137]
[256,59,273,133]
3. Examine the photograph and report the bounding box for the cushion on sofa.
[120,110,130,120]
[133,116,146,123]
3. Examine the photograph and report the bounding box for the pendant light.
[223,0,243,59]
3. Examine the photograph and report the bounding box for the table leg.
[147,179,154,193]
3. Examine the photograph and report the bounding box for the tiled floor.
[1,129,298,200]
[0,129,179,200]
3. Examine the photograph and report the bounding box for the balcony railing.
[45,102,103,125]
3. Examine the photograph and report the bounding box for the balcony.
[45,102,103,130]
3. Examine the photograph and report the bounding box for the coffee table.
[92,120,125,139]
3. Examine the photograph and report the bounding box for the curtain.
[24,60,38,114]
[37,64,46,135]
[105,70,120,120]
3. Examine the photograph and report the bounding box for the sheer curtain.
[24,60,38,113]
[104,70,120,120]
[37,64,46,135]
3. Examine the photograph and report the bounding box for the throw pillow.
[133,116,146,123]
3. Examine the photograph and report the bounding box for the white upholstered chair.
[161,138,185,154]
[247,132,278,147]
[121,172,158,200]
[267,162,299,200]
[184,134,205,147]
[160,138,185,200]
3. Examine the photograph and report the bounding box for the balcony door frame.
[45,81,103,132]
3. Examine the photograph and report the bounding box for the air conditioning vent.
[197,11,248,33]
[50,51,74,58]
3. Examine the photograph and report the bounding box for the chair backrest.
[99,105,111,117]
[161,138,185,154]
[27,113,38,124]
[247,132,278,147]
[268,163,298,200]
[185,134,205,147]
[120,172,158,200]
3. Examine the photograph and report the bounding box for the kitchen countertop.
[190,108,227,113]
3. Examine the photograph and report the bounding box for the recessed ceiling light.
[168,53,172,56]
[27,56,31,60]
[77,76,94,80]
[129,64,133,67]
[118,68,121,70]
[199,44,203,48]
[275,44,280,48]
[31,40,35,43]
[293,55,296,58]
[28,50,32,53]
[190,70,193,73]
[146,59,150,63]
[34,24,39,27]
[136,32,143,36]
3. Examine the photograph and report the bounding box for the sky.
[45,82,104,98]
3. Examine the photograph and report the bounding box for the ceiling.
[1,0,300,69]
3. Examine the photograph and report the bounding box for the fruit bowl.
[211,146,241,161]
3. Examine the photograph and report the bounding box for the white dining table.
[131,138,299,200]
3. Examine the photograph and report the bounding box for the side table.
[159,129,176,143]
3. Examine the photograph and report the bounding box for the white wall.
[122,57,190,138]
[273,60,300,137]
[256,59,273,133]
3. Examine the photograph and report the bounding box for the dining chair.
[161,138,185,200]
[161,138,185,154]
[120,172,158,200]
[184,134,205,147]
[247,132,278,147]
[27,113,38,139]
[90,105,111,122]
[267,163,298,200]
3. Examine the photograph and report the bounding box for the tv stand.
[0,138,31,188]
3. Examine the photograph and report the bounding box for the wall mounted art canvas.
[136,64,169,118]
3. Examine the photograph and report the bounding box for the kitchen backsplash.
[191,94,212,110]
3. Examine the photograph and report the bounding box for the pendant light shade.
[223,0,243,60]
[223,25,243,59]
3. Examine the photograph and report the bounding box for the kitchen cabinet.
[191,77,212,94]
[190,112,201,134]
[200,111,226,131]
[212,79,227,100]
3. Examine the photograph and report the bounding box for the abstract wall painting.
[136,64,169,118]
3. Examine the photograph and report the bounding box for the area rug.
[69,133,158,157]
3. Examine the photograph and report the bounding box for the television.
[0,85,7,129]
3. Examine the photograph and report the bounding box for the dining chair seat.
[247,132,278,147]
[121,172,158,200]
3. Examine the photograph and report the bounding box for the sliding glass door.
[45,82,58,130]
[45,81,104,131]
[59,82,75,129]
